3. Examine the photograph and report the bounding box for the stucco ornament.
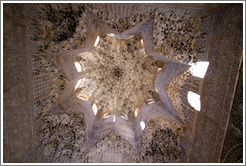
[76,34,163,116]
[52,10,190,123]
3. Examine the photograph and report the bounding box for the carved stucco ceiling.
[76,34,163,116]
[28,4,206,162]
[53,10,190,122]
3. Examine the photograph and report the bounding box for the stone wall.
[188,4,243,163]
[3,3,34,162]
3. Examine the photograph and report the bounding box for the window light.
[74,62,82,73]
[187,91,201,111]
[74,79,82,90]
[103,112,112,119]
[146,98,155,105]
[77,93,89,101]
[140,121,145,130]
[92,103,98,116]
[155,87,158,93]
[134,107,140,117]
[120,113,128,120]
[157,68,162,76]
[107,33,115,37]
[125,35,134,39]
[189,61,209,78]
[94,36,100,47]
[141,39,144,48]
[113,115,116,122]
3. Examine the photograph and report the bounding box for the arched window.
[140,121,145,130]
[77,93,89,101]
[125,35,134,39]
[74,79,82,90]
[107,33,115,37]
[113,115,116,122]
[187,91,201,111]
[74,62,82,73]
[134,107,140,117]
[141,39,144,48]
[146,98,155,105]
[102,112,116,122]
[94,36,100,47]
[155,87,159,93]
[103,112,112,119]
[120,113,128,120]
[156,67,162,76]
[92,103,98,116]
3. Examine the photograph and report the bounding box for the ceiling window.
[74,62,82,73]
[140,121,145,130]
[107,33,115,37]
[187,91,201,111]
[74,79,82,90]
[156,67,162,76]
[103,112,112,119]
[134,107,140,117]
[113,115,116,122]
[125,35,134,39]
[155,87,159,93]
[141,39,144,48]
[94,36,100,47]
[120,113,128,120]
[146,98,155,105]
[92,103,98,116]
[77,93,89,101]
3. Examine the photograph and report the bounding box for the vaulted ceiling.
[3,3,243,163]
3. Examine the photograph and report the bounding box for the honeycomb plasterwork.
[25,3,209,163]
[77,34,163,115]
[37,114,86,162]
[31,54,67,117]
[86,132,138,162]
[166,70,192,121]
[29,4,88,54]
[153,8,208,64]
[141,119,185,163]
[85,4,156,33]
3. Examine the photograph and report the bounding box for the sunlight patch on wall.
[189,61,209,78]
[187,91,201,111]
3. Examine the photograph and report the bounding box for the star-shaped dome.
[75,34,163,118]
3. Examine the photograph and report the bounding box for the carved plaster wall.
[189,4,243,163]
[3,4,34,162]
